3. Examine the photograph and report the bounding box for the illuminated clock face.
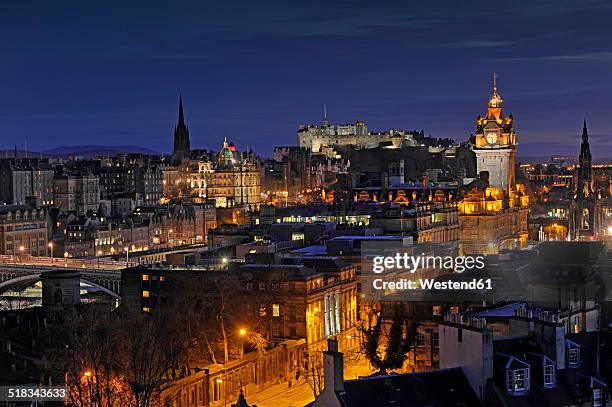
[486,132,498,144]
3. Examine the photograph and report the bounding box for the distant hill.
[0,145,161,159]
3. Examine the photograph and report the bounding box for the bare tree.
[303,350,324,400]
[116,308,182,407]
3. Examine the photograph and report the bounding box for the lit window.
[142,307,150,313]
[416,332,426,347]
[160,275,166,282]
[272,304,280,317]
[432,305,442,316]
[142,290,150,298]
[142,274,149,281]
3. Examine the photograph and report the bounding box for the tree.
[116,309,182,407]
[303,350,324,399]
[56,304,184,407]
[354,303,416,375]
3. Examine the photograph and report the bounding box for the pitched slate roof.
[337,368,482,407]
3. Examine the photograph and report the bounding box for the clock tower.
[473,74,517,191]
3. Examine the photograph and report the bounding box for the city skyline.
[2,1,612,157]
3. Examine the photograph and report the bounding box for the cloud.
[486,52,612,63]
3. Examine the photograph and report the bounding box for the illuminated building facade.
[0,204,48,256]
[569,121,604,240]
[206,138,261,209]
[459,76,529,255]
[473,74,516,191]
[297,109,419,153]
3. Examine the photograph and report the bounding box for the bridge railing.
[0,255,136,270]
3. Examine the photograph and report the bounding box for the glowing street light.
[48,242,54,263]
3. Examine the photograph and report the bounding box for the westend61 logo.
[372,254,485,274]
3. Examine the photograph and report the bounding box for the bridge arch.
[0,274,121,300]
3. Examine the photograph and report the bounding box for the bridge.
[0,263,123,299]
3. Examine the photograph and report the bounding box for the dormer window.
[506,367,530,394]
[593,388,603,407]
[543,364,555,387]
[566,340,581,367]
[568,348,579,365]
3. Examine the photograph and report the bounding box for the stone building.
[0,204,48,256]
[0,159,55,205]
[172,96,191,160]
[206,138,261,209]
[459,77,529,255]
[297,109,420,153]
[472,74,517,191]
[458,177,529,255]
[53,171,100,215]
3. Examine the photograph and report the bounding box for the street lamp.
[48,242,54,263]
[19,246,25,261]
[64,251,69,267]
[124,246,129,263]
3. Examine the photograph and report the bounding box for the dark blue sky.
[2,0,612,157]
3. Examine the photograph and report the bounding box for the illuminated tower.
[473,74,517,191]
[569,121,602,240]
[172,95,191,159]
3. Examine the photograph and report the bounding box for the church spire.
[172,95,190,159]
[178,95,185,126]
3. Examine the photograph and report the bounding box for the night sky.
[2,0,612,157]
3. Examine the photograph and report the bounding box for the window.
[142,290,150,298]
[544,364,555,386]
[159,275,166,282]
[510,369,529,392]
[432,305,442,316]
[593,388,603,407]
[568,348,579,366]
[432,332,439,348]
[458,328,462,343]
[272,304,280,317]
[142,307,151,313]
[416,333,426,347]
[245,282,253,291]
[142,274,149,281]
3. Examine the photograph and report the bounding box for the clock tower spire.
[472,74,517,190]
